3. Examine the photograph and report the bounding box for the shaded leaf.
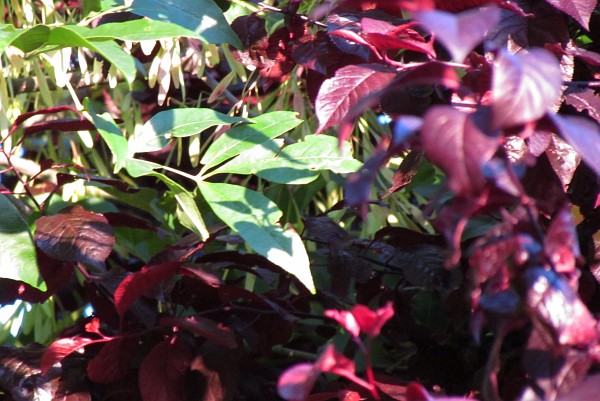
[113,262,182,319]
[315,64,395,134]
[87,336,139,383]
[414,6,501,62]
[35,205,115,270]
[0,194,46,291]
[159,316,237,348]
[421,106,499,196]
[550,113,600,178]
[138,337,193,401]
[492,49,562,128]
[41,336,108,375]
[198,182,315,293]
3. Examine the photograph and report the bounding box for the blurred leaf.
[199,182,315,293]
[0,194,46,291]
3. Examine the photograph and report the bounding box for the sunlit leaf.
[544,0,596,30]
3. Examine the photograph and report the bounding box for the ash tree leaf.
[198,182,315,293]
[491,49,562,129]
[413,6,501,62]
[421,106,499,196]
[200,111,303,174]
[0,194,46,291]
[544,0,596,30]
[84,18,203,42]
[550,113,600,178]
[315,64,396,134]
[132,108,247,154]
[130,0,243,48]
[212,135,362,184]
[139,337,194,401]
[35,205,115,270]
[113,261,182,320]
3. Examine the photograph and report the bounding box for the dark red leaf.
[159,316,236,348]
[388,61,461,92]
[9,105,80,135]
[56,173,140,194]
[381,150,422,198]
[138,337,193,401]
[414,6,501,62]
[316,64,395,133]
[434,0,527,14]
[292,32,346,75]
[113,262,182,319]
[362,18,436,57]
[545,207,581,275]
[550,113,600,178]
[544,0,595,30]
[334,0,435,14]
[35,205,115,269]
[324,309,361,337]
[24,119,97,136]
[327,13,372,60]
[104,212,156,231]
[350,301,394,337]
[87,336,139,383]
[421,106,499,196]
[40,336,109,375]
[230,13,267,48]
[491,49,562,129]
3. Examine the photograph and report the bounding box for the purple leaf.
[550,113,600,178]
[544,0,596,30]
[564,88,600,124]
[491,49,563,128]
[315,64,395,133]
[421,106,499,196]
[41,336,110,375]
[87,336,139,383]
[35,205,115,269]
[413,6,501,62]
[545,207,581,275]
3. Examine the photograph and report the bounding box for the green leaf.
[8,25,51,53]
[84,19,202,42]
[130,0,242,48]
[47,26,136,83]
[199,182,315,293]
[84,99,129,172]
[131,108,247,154]
[82,0,102,16]
[212,135,362,184]
[124,158,164,178]
[0,195,46,291]
[200,111,303,174]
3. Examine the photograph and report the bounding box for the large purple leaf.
[315,64,395,133]
[34,205,115,269]
[544,0,596,30]
[413,5,501,62]
[421,106,499,196]
[550,113,600,178]
[491,49,562,129]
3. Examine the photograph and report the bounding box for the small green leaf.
[47,26,136,83]
[130,0,242,48]
[82,0,102,16]
[0,195,46,291]
[125,158,164,178]
[199,182,315,293]
[84,99,129,172]
[211,135,362,184]
[132,108,247,154]
[200,111,302,174]
[84,19,202,42]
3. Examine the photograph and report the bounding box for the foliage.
[1,0,600,401]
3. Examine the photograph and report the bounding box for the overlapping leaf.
[544,0,596,30]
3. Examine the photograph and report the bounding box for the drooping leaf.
[315,64,395,134]
[35,205,115,270]
[200,111,303,174]
[564,88,600,124]
[544,0,596,30]
[198,182,315,293]
[132,108,248,154]
[87,336,139,383]
[491,49,562,128]
[159,316,236,348]
[211,135,362,184]
[0,194,46,291]
[413,6,501,62]
[421,106,499,196]
[551,113,600,178]
[138,337,194,401]
[113,261,182,319]
[85,18,203,41]
[41,336,109,375]
[130,0,242,48]
[84,99,129,172]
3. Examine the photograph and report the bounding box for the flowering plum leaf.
[361,19,436,57]
[413,6,501,62]
[199,182,315,293]
[277,363,318,401]
[0,194,46,291]
[87,336,139,383]
[545,208,581,275]
[292,32,346,75]
[406,382,477,400]
[326,302,395,338]
[113,262,182,320]
[35,205,115,270]
[544,0,596,30]
[41,336,110,375]
[334,0,435,14]
[491,49,562,129]
[421,106,499,196]
[315,64,395,134]
[138,338,194,401]
[550,113,600,178]
[564,88,600,124]
[159,316,236,348]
